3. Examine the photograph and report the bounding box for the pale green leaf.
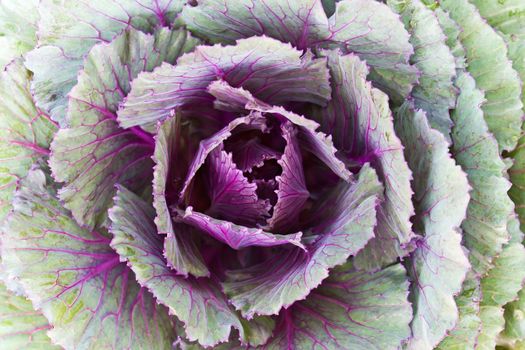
[502,287,525,345]
[395,103,470,350]
[262,262,412,350]
[0,0,39,69]
[1,167,176,350]
[451,72,512,275]
[325,0,418,103]
[433,8,466,69]
[477,239,525,350]
[436,272,482,350]
[49,28,198,229]
[181,0,330,49]
[388,0,457,139]
[0,59,56,223]
[440,0,523,152]
[0,282,60,350]
[25,0,185,125]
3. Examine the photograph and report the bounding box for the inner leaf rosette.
[29,17,423,348]
[107,33,411,347]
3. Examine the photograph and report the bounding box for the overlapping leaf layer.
[0,0,524,349]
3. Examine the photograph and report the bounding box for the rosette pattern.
[0,0,524,349]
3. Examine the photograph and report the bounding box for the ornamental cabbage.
[0,0,524,349]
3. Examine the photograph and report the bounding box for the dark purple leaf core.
[168,109,348,235]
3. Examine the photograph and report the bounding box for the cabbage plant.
[0,0,524,349]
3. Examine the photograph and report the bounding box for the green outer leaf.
[0,0,38,69]
[24,46,83,125]
[506,36,525,106]
[502,287,525,344]
[320,52,415,270]
[118,36,332,129]
[440,0,523,152]
[479,307,506,350]
[479,215,525,349]
[466,6,525,345]
[436,272,482,350]
[473,0,525,236]
[222,164,381,318]
[477,239,525,350]
[388,0,457,139]
[433,8,466,69]
[470,0,524,34]
[262,262,412,350]
[469,0,525,105]
[325,0,418,103]
[49,28,198,230]
[451,72,512,275]
[109,186,273,347]
[440,71,515,350]
[25,0,185,125]
[395,103,470,350]
[0,282,60,350]
[181,0,330,49]
[1,168,176,350]
[181,0,418,104]
[153,114,209,278]
[0,59,57,223]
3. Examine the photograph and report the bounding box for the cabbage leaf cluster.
[0,0,525,349]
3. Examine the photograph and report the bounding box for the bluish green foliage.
[0,0,524,349]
